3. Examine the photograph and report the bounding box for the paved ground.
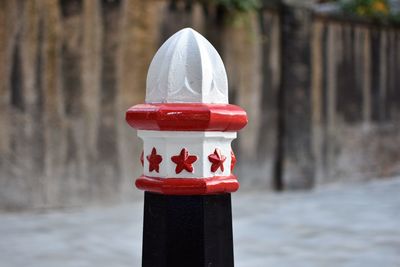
[1,178,399,267]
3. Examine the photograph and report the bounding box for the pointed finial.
[146,28,228,104]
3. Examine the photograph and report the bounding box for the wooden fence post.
[126,28,248,267]
[277,2,315,189]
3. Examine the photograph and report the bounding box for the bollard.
[126,28,247,267]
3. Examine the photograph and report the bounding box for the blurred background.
[0,0,400,266]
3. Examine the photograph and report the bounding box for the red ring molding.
[135,175,239,195]
[126,103,247,132]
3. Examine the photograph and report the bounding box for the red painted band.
[135,175,239,195]
[126,103,247,132]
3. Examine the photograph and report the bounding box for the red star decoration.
[230,150,236,171]
[140,151,144,166]
[208,148,227,172]
[146,147,162,173]
[171,148,197,174]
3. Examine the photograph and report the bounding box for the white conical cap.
[146,28,228,104]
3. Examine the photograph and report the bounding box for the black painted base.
[142,192,234,267]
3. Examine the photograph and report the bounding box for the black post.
[125,28,247,267]
[142,192,234,267]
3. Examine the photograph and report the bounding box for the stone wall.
[0,0,399,210]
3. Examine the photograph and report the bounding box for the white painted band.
[138,130,236,178]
